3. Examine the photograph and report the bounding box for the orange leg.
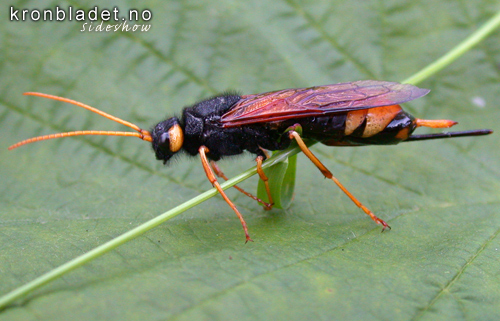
[259,147,271,159]
[288,131,390,231]
[255,156,274,210]
[210,160,273,210]
[199,146,253,243]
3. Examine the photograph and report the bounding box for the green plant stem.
[0,146,301,310]
[403,9,500,85]
[2,8,500,311]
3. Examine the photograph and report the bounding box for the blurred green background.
[1,0,499,320]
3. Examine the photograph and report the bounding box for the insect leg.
[255,156,274,210]
[288,130,390,231]
[210,160,273,210]
[199,146,253,243]
[258,147,271,159]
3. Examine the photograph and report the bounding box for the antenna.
[8,92,152,150]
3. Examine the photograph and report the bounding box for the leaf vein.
[282,0,376,78]
[411,221,500,320]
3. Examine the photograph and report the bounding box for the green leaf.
[257,154,297,209]
[1,0,500,320]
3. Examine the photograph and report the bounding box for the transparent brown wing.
[221,80,429,127]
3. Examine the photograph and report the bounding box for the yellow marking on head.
[168,124,184,152]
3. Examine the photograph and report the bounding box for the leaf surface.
[1,0,499,320]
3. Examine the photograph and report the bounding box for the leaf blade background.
[1,0,499,320]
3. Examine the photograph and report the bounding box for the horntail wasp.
[9,80,492,242]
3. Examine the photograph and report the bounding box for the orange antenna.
[8,92,152,150]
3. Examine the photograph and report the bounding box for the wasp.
[9,80,492,242]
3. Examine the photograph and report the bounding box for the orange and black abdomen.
[293,105,416,146]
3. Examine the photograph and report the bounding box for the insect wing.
[221,80,429,127]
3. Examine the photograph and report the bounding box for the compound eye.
[159,132,170,145]
[167,124,184,152]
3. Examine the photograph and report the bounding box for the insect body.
[9,80,492,242]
